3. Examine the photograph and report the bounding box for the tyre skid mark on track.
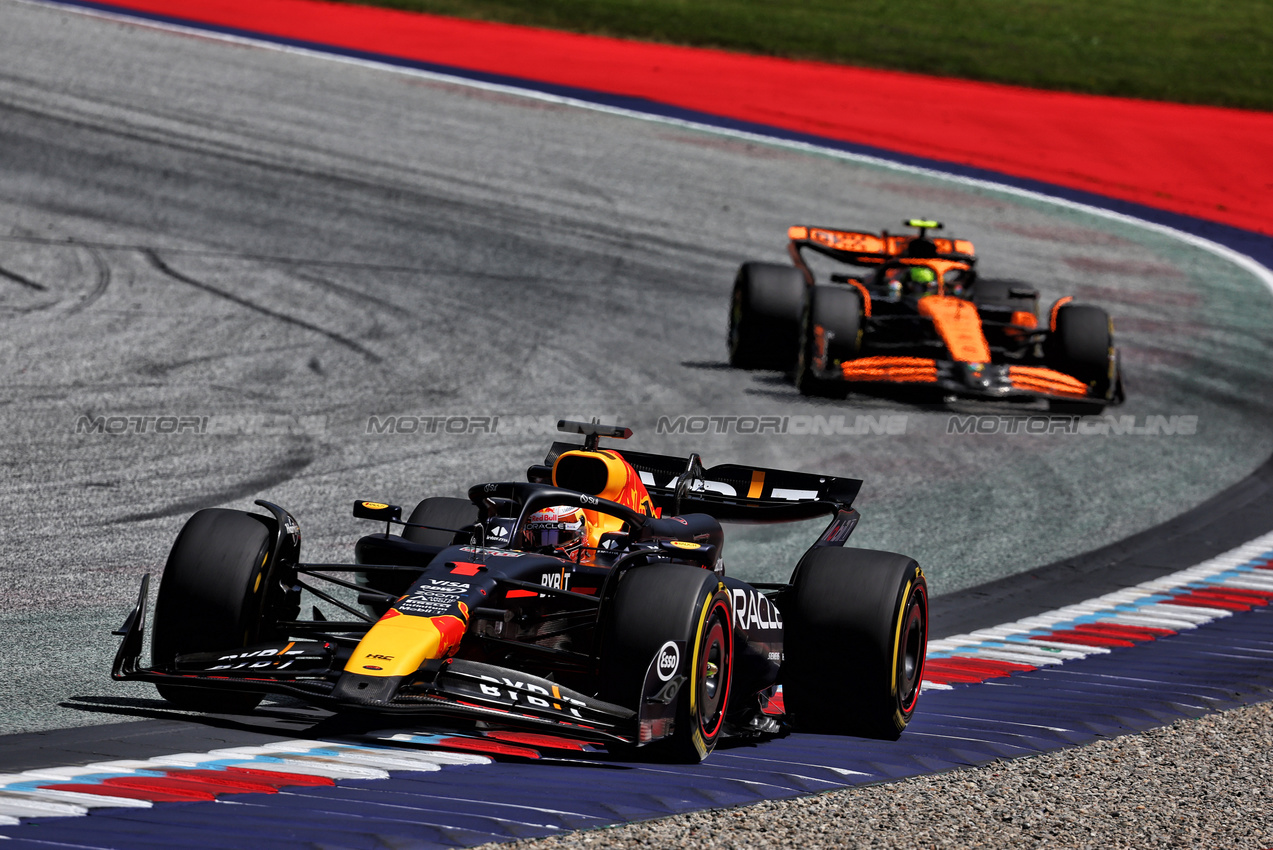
[0,265,47,292]
[64,246,112,316]
[143,249,383,364]
[3,531,1273,845]
[109,450,316,524]
[0,238,109,316]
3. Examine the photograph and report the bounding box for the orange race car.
[727,219,1124,411]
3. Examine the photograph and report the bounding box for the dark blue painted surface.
[4,607,1272,848]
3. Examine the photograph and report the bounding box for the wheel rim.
[896,585,927,715]
[696,602,732,740]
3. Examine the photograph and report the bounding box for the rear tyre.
[781,547,927,739]
[152,509,277,712]
[401,497,479,547]
[974,279,1039,355]
[795,285,860,398]
[728,262,805,370]
[973,278,1039,316]
[359,497,481,609]
[601,564,734,762]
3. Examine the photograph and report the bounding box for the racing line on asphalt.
[3,1,1273,846]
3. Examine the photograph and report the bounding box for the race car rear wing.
[787,223,976,269]
[541,440,862,523]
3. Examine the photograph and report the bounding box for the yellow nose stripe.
[344,615,444,678]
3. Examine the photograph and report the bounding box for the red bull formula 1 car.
[112,421,928,762]
[728,219,1124,411]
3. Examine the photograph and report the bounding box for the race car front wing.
[814,356,1099,401]
[112,576,638,744]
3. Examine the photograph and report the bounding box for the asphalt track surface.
[2,0,1273,751]
[53,0,1273,236]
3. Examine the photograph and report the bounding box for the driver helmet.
[884,267,906,299]
[945,267,973,299]
[520,505,589,559]
[904,266,938,298]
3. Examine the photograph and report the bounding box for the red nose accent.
[450,562,482,576]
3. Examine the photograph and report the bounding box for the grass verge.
[333,0,1272,111]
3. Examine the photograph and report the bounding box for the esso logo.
[656,641,680,681]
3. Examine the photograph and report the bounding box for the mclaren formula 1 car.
[728,219,1124,411]
[112,421,928,762]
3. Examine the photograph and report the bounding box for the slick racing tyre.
[728,262,805,370]
[401,497,480,547]
[973,278,1040,356]
[795,284,861,398]
[782,547,927,739]
[1046,302,1113,384]
[601,564,734,762]
[1045,302,1115,412]
[152,509,278,713]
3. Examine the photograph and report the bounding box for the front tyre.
[1046,303,1114,385]
[600,564,734,762]
[151,509,277,713]
[781,547,927,739]
[1045,303,1115,413]
[401,497,480,547]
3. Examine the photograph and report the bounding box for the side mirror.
[353,501,402,523]
[658,539,717,569]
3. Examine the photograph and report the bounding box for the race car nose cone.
[331,670,405,706]
[961,362,991,388]
[958,362,1014,394]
